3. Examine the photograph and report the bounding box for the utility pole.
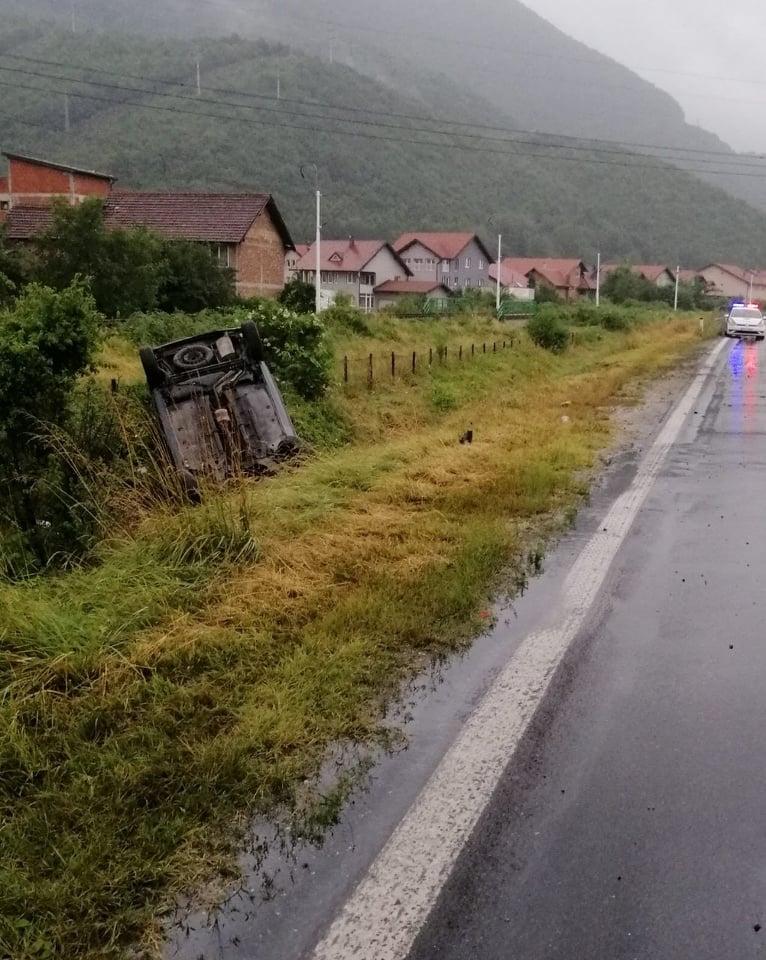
[674,265,680,312]
[196,61,201,96]
[595,251,601,307]
[496,233,502,314]
[301,164,321,314]
[315,186,322,314]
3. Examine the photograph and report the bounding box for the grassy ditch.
[1,311,709,958]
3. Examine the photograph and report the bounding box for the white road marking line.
[310,340,727,960]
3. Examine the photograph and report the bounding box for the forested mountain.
[1,4,766,264]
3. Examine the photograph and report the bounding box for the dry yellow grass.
[0,311,709,960]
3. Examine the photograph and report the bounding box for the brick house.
[296,239,410,311]
[103,192,294,299]
[393,232,494,292]
[1,152,294,298]
[0,152,114,212]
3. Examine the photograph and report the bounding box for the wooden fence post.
[391,351,396,379]
[429,347,433,366]
[368,353,374,389]
[343,355,349,384]
[471,343,475,358]
[459,345,463,361]
[412,351,417,374]
[483,342,486,354]
[493,341,497,352]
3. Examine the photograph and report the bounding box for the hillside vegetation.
[1,20,766,263]
[5,0,766,214]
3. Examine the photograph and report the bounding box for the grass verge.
[1,312,710,958]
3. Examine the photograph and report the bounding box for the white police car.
[724,303,766,340]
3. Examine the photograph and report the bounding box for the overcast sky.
[523,0,766,153]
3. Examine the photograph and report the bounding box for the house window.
[453,277,459,287]
[453,259,459,270]
[465,257,471,269]
[478,258,484,270]
[360,293,374,313]
[478,279,484,288]
[360,272,375,286]
[442,260,450,273]
[215,244,233,267]
[347,272,356,284]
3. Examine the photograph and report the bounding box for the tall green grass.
[0,312,709,959]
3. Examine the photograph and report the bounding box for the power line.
[3,51,765,167]
[1,60,765,180]
[4,75,766,187]
[156,0,766,92]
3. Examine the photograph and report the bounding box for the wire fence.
[340,334,518,389]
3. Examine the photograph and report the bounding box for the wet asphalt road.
[409,338,766,959]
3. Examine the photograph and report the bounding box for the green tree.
[0,281,102,571]
[278,278,317,314]
[158,239,235,313]
[35,198,166,317]
[602,265,657,304]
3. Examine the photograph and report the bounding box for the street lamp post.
[674,265,680,312]
[301,164,321,315]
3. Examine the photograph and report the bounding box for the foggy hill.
[1,5,766,263]
[8,0,766,212]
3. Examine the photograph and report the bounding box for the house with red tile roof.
[393,232,494,292]
[697,263,766,301]
[374,279,452,310]
[498,257,593,301]
[103,192,294,298]
[600,263,676,287]
[296,238,410,312]
[285,243,311,282]
[1,153,295,298]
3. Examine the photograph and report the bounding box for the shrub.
[527,312,569,352]
[279,278,316,314]
[572,301,600,326]
[599,308,632,331]
[322,293,370,334]
[533,283,561,304]
[246,301,332,399]
[35,199,166,317]
[0,282,103,573]
[158,240,235,313]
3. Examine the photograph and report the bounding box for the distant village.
[0,152,761,311]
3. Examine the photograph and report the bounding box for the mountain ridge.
[1,6,766,264]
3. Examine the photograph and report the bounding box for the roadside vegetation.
[0,266,714,959]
